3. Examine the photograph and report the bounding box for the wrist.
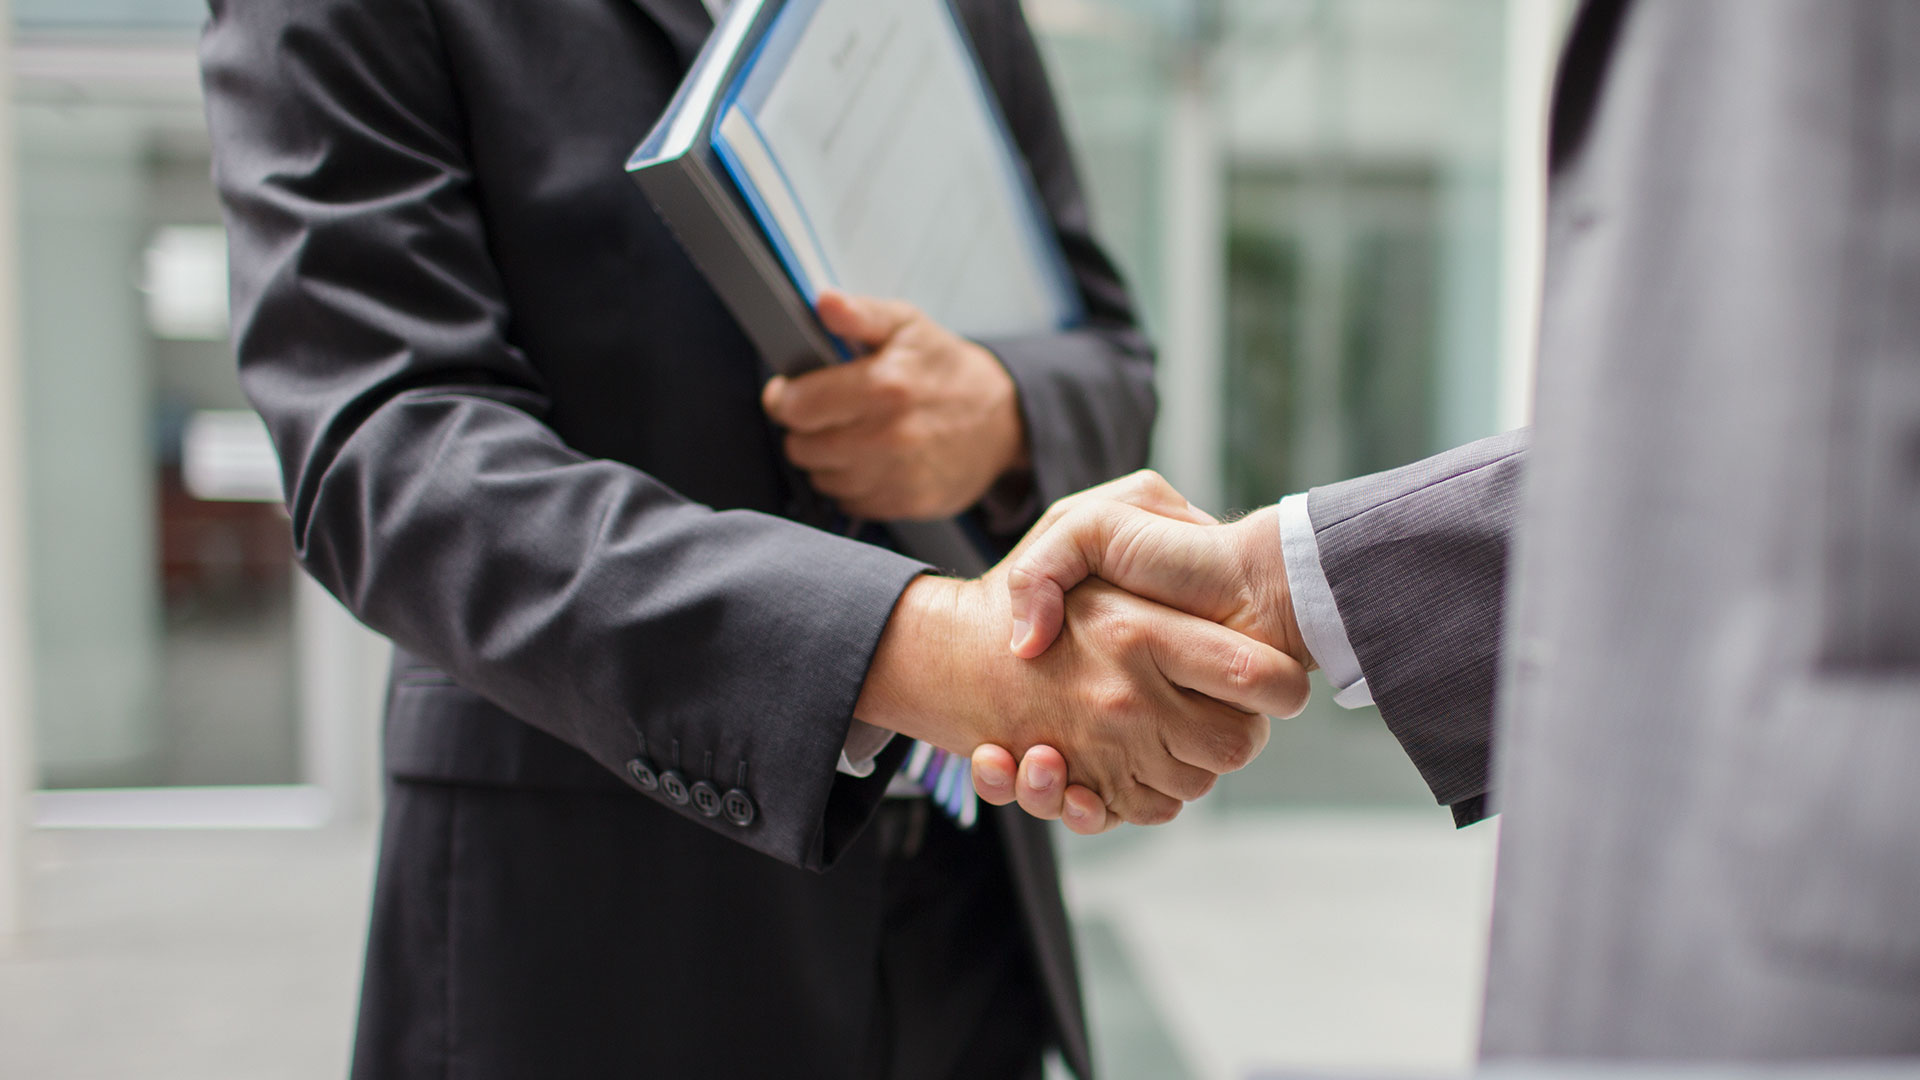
[856,575,1001,749]
[857,575,952,732]
[1227,509,1315,672]
[973,341,1031,477]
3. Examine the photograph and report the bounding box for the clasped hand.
[786,294,1313,828]
[976,472,1316,834]
[763,290,1029,521]
[854,475,1312,829]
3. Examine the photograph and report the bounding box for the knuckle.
[883,418,923,453]
[1225,643,1263,694]
[776,385,814,422]
[1068,813,1105,837]
[1087,680,1141,720]
[1065,503,1106,540]
[1117,468,1168,500]
[1037,494,1077,528]
[1004,562,1043,595]
[1215,722,1260,771]
[1133,796,1180,827]
[897,319,934,348]
[1187,771,1218,801]
[1079,595,1142,649]
[1017,793,1063,821]
[875,375,913,412]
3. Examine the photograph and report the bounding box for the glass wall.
[1035,0,1511,816]
[1030,3,1530,1076]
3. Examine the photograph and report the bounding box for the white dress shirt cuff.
[837,718,896,777]
[1277,493,1374,709]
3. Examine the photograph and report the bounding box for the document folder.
[628,0,1083,575]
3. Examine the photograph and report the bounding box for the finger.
[816,290,920,349]
[1014,745,1070,821]
[765,356,905,434]
[1094,469,1218,527]
[1161,692,1273,779]
[761,375,790,419]
[1133,751,1220,803]
[1008,504,1217,660]
[1004,471,1215,659]
[1098,690,1226,800]
[1004,509,1107,661]
[783,426,870,472]
[1007,469,1206,566]
[971,745,1019,805]
[1148,612,1310,722]
[1060,785,1116,835]
[1105,780,1184,828]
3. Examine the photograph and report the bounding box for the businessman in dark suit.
[200,0,1306,1077]
[981,0,1920,1061]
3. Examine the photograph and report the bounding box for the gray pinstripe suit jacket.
[1304,0,1920,1059]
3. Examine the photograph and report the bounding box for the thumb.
[1006,505,1114,659]
[816,290,919,348]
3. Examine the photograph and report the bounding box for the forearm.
[298,394,927,859]
[1301,430,1531,820]
[207,0,926,869]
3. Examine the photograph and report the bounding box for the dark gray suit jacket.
[202,0,1150,1074]
[1304,0,1920,1060]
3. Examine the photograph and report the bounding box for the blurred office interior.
[0,1,1568,1077]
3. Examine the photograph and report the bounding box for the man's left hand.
[762,290,1030,521]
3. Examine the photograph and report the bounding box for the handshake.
[854,471,1318,835]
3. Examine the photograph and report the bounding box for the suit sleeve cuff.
[1277,493,1373,708]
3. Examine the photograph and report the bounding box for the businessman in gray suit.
[969,0,1920,1061]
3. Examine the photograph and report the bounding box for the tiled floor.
[0,828,372,1080]
[0,807,1494,1080]
[1064,809,1497,1080]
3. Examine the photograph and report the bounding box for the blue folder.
[628,0,1071,574]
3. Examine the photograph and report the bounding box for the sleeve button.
[690,781,722,818]
[721,789,756,827]
[660,770,691,805]
[625,758,659,791]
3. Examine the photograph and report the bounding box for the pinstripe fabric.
[1308,430,1529,818]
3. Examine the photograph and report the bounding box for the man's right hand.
[856,567,1309,826]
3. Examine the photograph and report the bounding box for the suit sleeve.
[1305,430,1531,825]
[201,0,924,871]
[959,0,1158,509]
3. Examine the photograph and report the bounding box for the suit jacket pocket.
[383,661,626,792]
[1727,671,1920,985]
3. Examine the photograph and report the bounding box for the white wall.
[0,0,38,943]
[16,107,159,784]
[1499,0,1571,429]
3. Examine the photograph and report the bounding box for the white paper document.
[713,0,1079,340]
